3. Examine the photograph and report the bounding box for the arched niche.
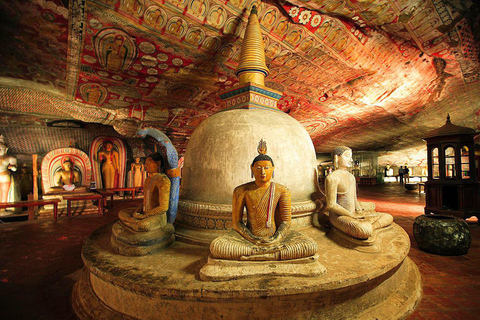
[41,148,92,194]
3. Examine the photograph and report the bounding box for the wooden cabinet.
[423,115,480,219]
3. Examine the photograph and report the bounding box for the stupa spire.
[219,6,281,110]
[235,5,269,85]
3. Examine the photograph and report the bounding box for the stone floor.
[359,183,480,320]
[0,183,478,319]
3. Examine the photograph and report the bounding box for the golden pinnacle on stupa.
[219,4,282,110]
[235,5,269,86]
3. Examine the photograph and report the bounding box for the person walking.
[404,165,410,183]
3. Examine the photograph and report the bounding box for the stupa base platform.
[72,223,421,320]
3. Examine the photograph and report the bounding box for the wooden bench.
[105,187,136,199]
[95,189,115,209]
[0,199,61,222]
[63,194,104,218]
[418,182,426,194]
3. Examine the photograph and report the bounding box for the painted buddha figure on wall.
[105,35,127,71]
[325,146,393,240]
[111,153,174,256]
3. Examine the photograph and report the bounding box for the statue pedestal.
[38,187,99,219]
[72,223,421,319]
[0,210,18,217]
[328,224,394,251]
[199,254,326,281]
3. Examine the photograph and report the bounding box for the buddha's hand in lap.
[248,235,264,245]
[255,235,282,246]
[133,211,147,219]
[252,243,286,254]
[356,205,365,213]
[356,213,376,219]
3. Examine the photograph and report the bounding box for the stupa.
[72,7,421,319]
[176,5,318,244]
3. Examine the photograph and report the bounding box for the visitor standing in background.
[399,166,404,184]
[404,165,410,183]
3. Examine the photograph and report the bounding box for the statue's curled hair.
[251,154,274,167]
[331,146,351,160]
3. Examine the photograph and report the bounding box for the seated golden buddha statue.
[200,141,325,281]
[325,146,393,242]
[53,157,81,190]
[111,153,174,256]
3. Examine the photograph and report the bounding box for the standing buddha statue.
[96,139,120,188]
[130,157,144,188]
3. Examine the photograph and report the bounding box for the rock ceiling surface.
[0,0,479,155]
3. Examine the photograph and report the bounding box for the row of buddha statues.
[0,135,150,216]
[52,155,146,190]
[51,139,146,191]
[108,139,393,281]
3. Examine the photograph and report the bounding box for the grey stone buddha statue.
[325,146,393,241]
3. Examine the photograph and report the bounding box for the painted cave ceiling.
[0,0,479,155]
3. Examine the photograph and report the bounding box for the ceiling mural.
[0,0,479,155]
[0,0,69,89]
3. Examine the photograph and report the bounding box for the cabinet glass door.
[432,147,439,179]
[461,146,470,179]
[445,146,456,179]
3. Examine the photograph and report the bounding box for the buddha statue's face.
[63,161,72,172]
[145,157,160,174]
[251,160,274,184]
[337,149,353,169]
[0,144,7,156]
[135,157,140,163]
[105,142,113,151]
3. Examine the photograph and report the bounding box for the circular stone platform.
[72,224,421,320]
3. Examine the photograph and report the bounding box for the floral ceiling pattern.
[0,0,479,155]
